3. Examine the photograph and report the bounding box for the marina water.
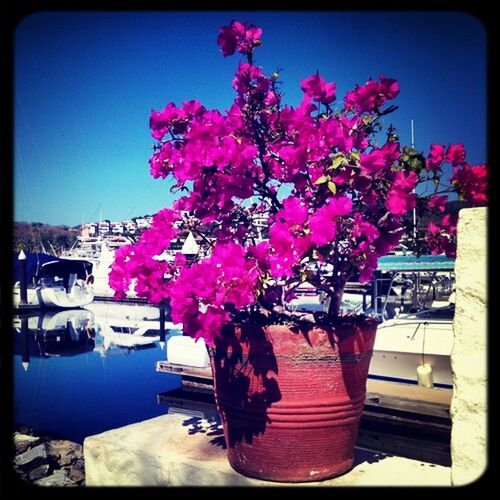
[13,302,183,444]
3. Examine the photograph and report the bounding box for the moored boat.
[13,252,94,309]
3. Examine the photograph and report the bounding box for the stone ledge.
[84,413,450,486]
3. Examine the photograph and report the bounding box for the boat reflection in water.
[13,309,97,366]
[13,304,180,365]
[13,304,183,444]
[86,301,181,356]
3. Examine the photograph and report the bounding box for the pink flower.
[445,144,466,166]
[217,20,263,57]
[379,75,400,99]
[149,102,186,140]
[309,196,352,246]
[182,100,206,118]
[424,214,458,258]
[329,195,353,216]
[276,196,309,226]
[450,164,488,206]
[300,73,336,105]
[309,206,336,246]
[428,195,448,212]
[110,19,489,337]
[426,144,445,172]
[352,213,380,243]
[344,75,399,113]
[386,171,418,215]
[427,221,441,235]
[217,25,238,56]
[386,190,417,215]
[360,142,400,175]
[232,61,267,93]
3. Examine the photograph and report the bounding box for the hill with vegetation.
[14,222,78,254]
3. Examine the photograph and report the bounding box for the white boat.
[13,253,94,309]
[285,255,455,389]
[62,235,136,298]
[369,305,453,388]
[84,301,182,329]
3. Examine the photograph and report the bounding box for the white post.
[450,207,487,485]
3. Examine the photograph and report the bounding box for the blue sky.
[14,11,487,227]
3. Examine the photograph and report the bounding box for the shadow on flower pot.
[211,323,282,448]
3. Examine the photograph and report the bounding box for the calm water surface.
[13,302,183,443]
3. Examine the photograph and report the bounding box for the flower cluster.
[110,20,488,345]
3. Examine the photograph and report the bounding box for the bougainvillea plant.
[110,20,488,345]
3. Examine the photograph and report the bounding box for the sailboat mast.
[411,119,417,238]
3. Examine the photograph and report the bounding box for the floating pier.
[155,360,452,465]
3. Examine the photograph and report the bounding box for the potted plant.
[109,20,487,482]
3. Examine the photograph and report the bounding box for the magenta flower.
[360,142,400,175]
[300,73,336,105]
[428,195,448,212]
[425,214,459,258]
[217,25,238,56]
[450,164,488,205]
[110,19,488,344]
[309,196,352,246]
[217,20,263,57]
[344,75,399,113]
[445,143,466,166]
[379,75,400,100]
[427,144,445,171]
[386,171,418,215]
[309,206,337,246]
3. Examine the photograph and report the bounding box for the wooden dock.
[156,360,213,391]
[156,360,452,465]
[156,360,451,415]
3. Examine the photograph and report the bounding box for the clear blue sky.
[14,11,487,227]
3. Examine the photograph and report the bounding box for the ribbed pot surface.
[211,318,377,482]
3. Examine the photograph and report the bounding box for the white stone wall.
[451,207,488,485]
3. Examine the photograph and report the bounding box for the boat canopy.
[377,254,455,272]
[13,252,92,284]
[39,258,93,281]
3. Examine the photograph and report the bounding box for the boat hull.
[13,285,94,309]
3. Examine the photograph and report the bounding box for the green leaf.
[330,155,345,170]
[314,175,329,185]
[328,181,337,195]
[350,151,360,162]
[408,156,425,173]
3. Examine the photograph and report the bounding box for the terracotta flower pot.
[210,317,377,482]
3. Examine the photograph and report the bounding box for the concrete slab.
[84,413,451,486]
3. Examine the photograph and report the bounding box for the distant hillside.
[14,222,78,254]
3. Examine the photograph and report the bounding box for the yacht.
[62,235,135,298]
[13,252,94,309]
[286,254,455,389]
